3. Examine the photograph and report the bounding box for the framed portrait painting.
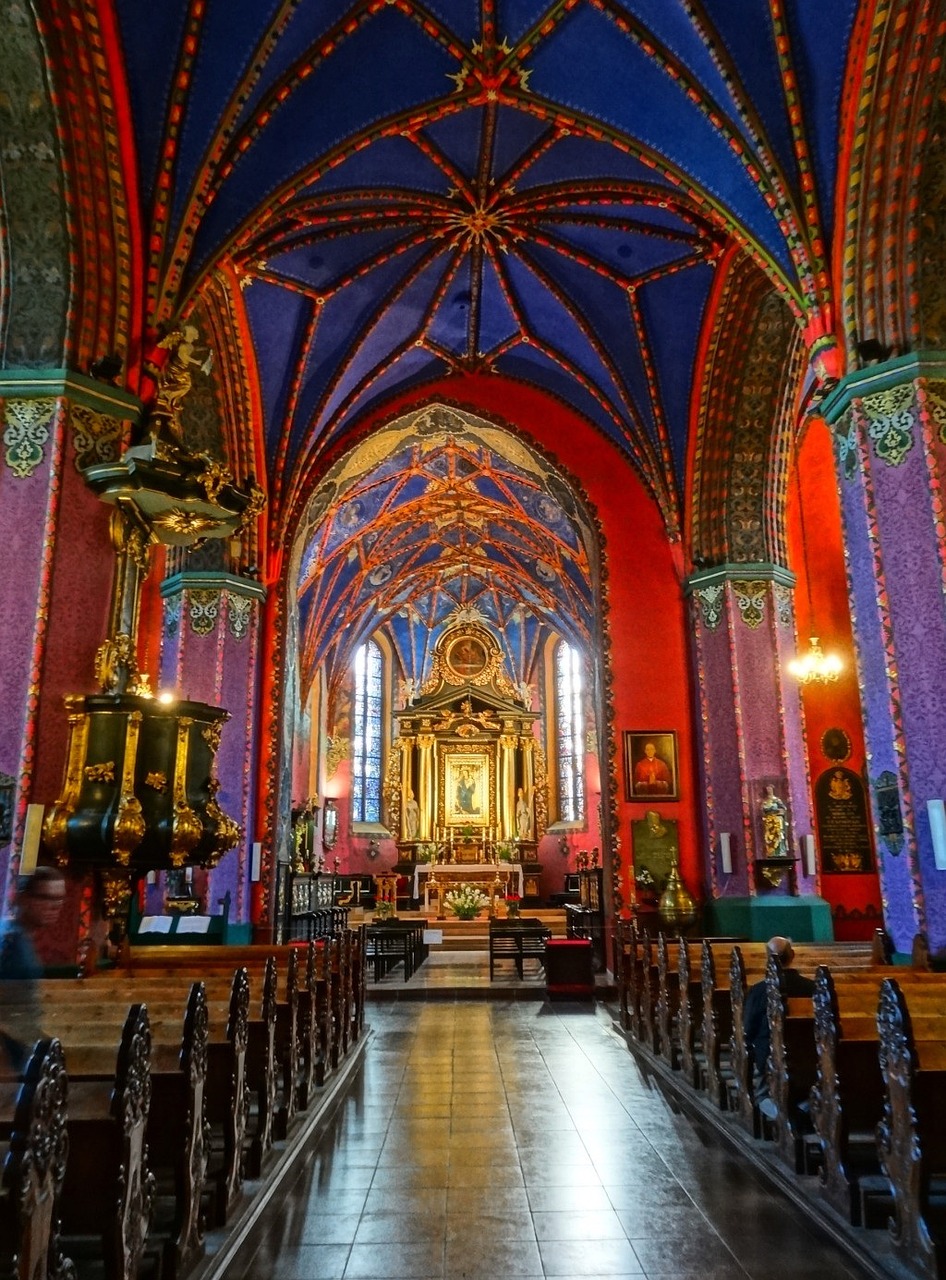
[624,731,679,802]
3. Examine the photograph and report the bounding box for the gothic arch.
[689,256,804,569]
[837,0,946,358]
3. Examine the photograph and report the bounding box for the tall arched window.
[555,641,585,822]
[351,639,383,823]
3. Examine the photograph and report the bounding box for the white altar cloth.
[412,862,523,898]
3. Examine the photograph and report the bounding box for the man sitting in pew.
[743,936,815,1121]
[0,866,66,1070]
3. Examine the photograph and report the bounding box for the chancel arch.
[280,403,610,907]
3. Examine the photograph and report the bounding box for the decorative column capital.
[684,564,795,631]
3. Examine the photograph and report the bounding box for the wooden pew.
[767,963,946,1176]
[0,1038,72,1280]
[808,968,946,1230]
[39,983,209,1279]
[59,1004,155,1280]
[875,978,946,1280]
[40,967,251,1226]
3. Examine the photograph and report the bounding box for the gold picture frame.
[624,730,679,801]
[443,750,491,829]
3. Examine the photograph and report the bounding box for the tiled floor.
[368,948,548,993]
[228,999,871,1279]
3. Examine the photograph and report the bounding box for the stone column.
[416,732,435,841]
[823,355,946,952]
[687,564,817,912]
[0,371,140,916]
[159,569,266,931]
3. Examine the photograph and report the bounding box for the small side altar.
[413,862,524,904]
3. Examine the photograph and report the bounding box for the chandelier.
[788,636,842,685]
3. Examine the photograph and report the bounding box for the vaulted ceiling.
[103,0,860,656]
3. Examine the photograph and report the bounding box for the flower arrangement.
[415,842,442,863]
[494,840,517,862]
[444,885,490,920]
[505,892,521,918]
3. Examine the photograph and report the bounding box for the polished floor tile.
[226,1001,873,1280]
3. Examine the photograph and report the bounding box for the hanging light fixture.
[787,460,843,685]
[788,635,842,684]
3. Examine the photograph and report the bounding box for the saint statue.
[403,788,420,841]
[516,786,532,841]
[761,785,789,858]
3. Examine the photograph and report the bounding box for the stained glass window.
[352,640,383,823]
[556,641,585,823]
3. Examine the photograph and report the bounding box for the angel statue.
[761,785,789,858]
[151,324,213,450]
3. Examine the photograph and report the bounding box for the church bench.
[874,978,946,1280]
[800,968,946,1228]
[700,938,885,1113]
[766,961,946,1177]
[0,1038,72,1280]
[39,984,210,1279]
[56,1004,155,1280]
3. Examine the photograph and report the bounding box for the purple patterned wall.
[690,571,815,902]
[159,580,264,923]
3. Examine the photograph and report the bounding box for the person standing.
[0,866,66,1071]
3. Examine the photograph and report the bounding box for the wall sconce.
[803,834,818,877]
[928,799,946,870]
[559,835,569,857]
[323,798,338,850]
[719,832,732,875]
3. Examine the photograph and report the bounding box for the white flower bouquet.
[444,885,490,920]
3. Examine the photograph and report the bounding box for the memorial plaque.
[631,810,678,893]
[815,766,875,873]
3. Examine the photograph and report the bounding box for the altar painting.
[444,752,490,829]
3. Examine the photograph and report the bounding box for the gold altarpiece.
[389,624,540,864]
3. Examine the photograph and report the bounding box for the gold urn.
[658,847,697,934]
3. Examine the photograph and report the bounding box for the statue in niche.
[516,786,533,841]
[403,788,420,841]
[761,785,789,858]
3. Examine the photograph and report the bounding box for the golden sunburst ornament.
[153,509,217,537]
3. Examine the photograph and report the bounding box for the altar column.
[823,356,946,953]
[398,735,414,840]
[499,733,517,840]
[416,731,435,841]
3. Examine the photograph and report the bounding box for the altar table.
[412,862,524,900]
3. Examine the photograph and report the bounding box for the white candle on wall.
[719,832,732,875]
[804,834,817,877]
[928,800,946,870]
[20,804,45,876]
[251,842,262,882]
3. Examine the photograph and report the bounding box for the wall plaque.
[815,766,875,873]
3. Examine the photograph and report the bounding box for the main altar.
[387,622,546,894]
[413,862,524,909]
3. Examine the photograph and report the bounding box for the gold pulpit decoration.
[43,325,265,898]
